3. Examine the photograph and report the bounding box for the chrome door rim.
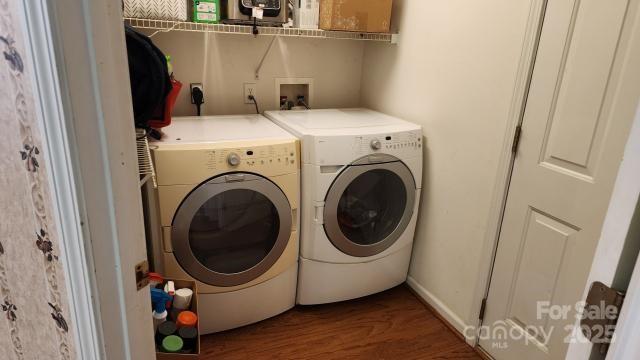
[172,173,292,287]
[323,156,416,257]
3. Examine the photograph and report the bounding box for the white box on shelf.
[124,0,188,22]
[294,0,320,29]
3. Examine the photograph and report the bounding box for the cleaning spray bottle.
[151,288,172,331]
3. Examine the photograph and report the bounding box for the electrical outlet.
[244,83,257,104]
[190,83,204,104]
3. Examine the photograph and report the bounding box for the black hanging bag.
[124,25,172,130]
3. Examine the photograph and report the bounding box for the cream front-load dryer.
[151,115,300,334]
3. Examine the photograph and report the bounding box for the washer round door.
[324,155,416,257]
[172,173,292,287]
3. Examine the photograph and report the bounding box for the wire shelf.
[125,18,398,43]
[136,129,156,188]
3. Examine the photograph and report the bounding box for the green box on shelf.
[193,0,221,23]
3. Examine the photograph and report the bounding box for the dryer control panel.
[152,140,299,186]
[204,144,297,171]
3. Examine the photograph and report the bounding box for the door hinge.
[135,260,150,291]
[581,282,626,355]
[478,298,488,321]
[512,125,523,153]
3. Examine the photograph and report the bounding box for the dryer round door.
[172,173,292,287]
[324,156,416,257]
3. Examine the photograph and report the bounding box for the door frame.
[604,236,640,359]
[23,0,156,359]
[467,0,548,343]
[20,1,102,358]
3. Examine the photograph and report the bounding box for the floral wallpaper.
[0,0,76,359]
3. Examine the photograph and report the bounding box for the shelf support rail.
[255,35,278,80]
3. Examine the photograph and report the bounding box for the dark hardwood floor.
[200,285,480,359]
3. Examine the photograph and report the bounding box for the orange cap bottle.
[176,311,198,328]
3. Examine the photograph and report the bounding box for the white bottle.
[153,309,168,331]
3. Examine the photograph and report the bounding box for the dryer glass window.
[188,189,280,274]
[337,169,407,246]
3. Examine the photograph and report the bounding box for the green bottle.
[161,335,184,353]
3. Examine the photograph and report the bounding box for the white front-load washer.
[149,115,300,333]
[265,108,423,305]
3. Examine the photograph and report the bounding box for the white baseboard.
[406,276,475,346]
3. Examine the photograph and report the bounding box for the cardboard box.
[156,279,200,359]
[319,0,393,33]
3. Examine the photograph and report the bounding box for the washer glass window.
[172,173,292,287]
[324,158,416,258]
[189,189,280,274]
[337,169,407,246]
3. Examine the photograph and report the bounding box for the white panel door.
[480,0,640,359]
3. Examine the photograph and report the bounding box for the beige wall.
[360,0,532,329]
[144,31,365,116]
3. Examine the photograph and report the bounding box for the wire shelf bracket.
[136,129,156,188]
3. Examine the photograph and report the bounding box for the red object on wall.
[149,78,182,128]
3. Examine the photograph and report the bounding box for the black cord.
[249,95,260,114]
[192,87,204,116]
[252,17,259,36]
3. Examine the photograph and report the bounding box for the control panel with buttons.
[353,131,422,156]
[152,140,299,186]
[204,143,297,171]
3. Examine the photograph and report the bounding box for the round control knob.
[227,153,241,166]
[370,139,382,150]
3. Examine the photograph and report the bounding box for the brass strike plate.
[135,260,150,291]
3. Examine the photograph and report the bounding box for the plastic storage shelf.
[125,18,398,43]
